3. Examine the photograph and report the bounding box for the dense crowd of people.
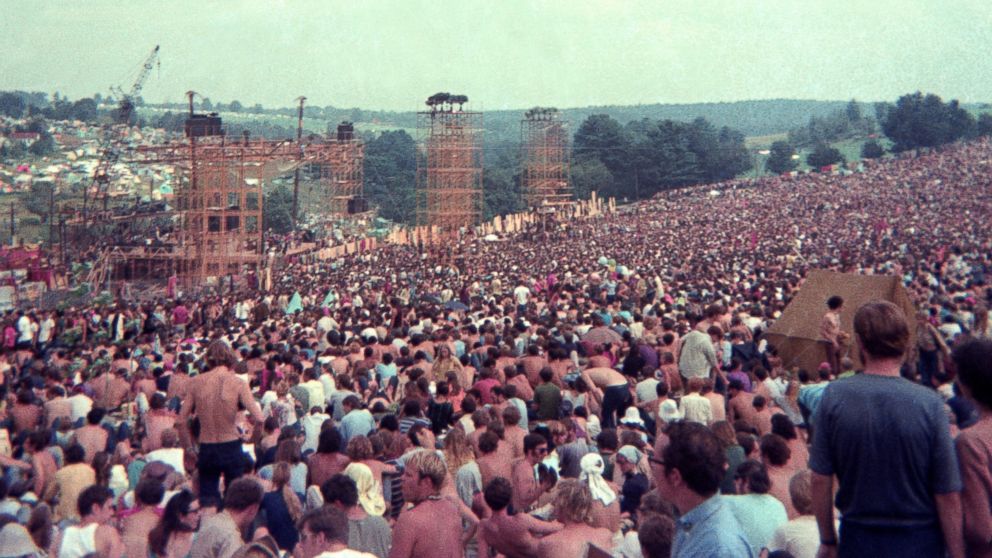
[0,138,991,558]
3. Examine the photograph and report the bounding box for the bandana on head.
[579,453,617,506]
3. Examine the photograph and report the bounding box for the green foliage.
[28,134,56,156]
[766,141,798,174]
[571,158,615,201]
[787,99,875,148]
[229,100,243,113]
[860,140,885,159]
[363,130,417,223]
[572,114,750,200]
[977,113,992,137]
[482,153,524,220]
[0,140,27,161]
[70,98,99,121]
[263,184,294,234]
[23,181,55,222]
[0,93,26,118]
[882,92,976,152]
[806,143,845,169]
[573,114,629,177]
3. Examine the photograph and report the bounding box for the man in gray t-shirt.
[809,301,964,558]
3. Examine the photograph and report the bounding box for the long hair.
[443,428,475,472]
[148,489,196,557]
[272,462,303,523]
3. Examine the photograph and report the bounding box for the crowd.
[0,138,991,558]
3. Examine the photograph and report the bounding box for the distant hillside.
[485,99,856,141]
[144,99,859,142]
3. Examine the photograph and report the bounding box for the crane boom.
[83,45,160,218]
[115,45,160,125]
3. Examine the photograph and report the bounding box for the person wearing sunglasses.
[149,489,203,558]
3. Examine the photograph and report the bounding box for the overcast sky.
[2,0,990,111]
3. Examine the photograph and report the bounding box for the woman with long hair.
[711,420,746,494]
[443,427,479,507]
[432,344,462,383]
[260,462,304,552]
[261,438,307,497]
[306,428,350,490]
[148,489,201,558]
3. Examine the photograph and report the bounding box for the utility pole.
[48,184,55,248]
[292,96,306,228]
[9,204,15,246]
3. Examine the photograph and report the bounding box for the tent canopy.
[763,270,917,374]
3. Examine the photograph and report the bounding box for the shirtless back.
[181,364,262,444]
[536,523,614,558]
[582,367,627,389]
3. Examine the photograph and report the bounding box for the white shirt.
[301,380,325,412]
[146,447,186,476]
[315,550,377,558]
[769,515,820,558]
[301,412,330,453]
[68,394,93,423]
[16,315,35,343]
[513,285,530,305]
[38,317,55,343]
[679,393,714,425]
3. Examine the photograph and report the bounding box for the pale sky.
[2,0,990,111]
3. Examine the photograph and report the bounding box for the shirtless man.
[181,340,263,501]
[536,479,615,558]
[389,451,469,558]
[476,431,513,489]
[727,379,759,431]
[122,478,165,558]
[142,393,178,452]
[88,368,131,410]
[502,406,527,459]
[43,386,73,428]
[511,434,549,512]
[54,485,124,558]
[479,477,562,558]
[72,408,109,463]
[581,366,631,429]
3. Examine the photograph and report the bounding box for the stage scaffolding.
[416,99,483,234]
[521,108,571,208]
[108,135,362,286]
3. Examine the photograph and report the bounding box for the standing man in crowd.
[182,340,263,501]
[819,296,847,377]
[810,301,964,558]
[678,324,721,385]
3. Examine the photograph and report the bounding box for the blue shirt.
[809,374,961,526]
[723,494,788,556]
[339,409,376,444]
[673,495,754,558]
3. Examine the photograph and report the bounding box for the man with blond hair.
[537,479,615,558]
[389,451,469,558]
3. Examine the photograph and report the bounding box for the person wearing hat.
[579,453,621,533]
[0,522,42,558]
[616,446,651,516]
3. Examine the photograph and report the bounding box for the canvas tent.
[763,270,917,374]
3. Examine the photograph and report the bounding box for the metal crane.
[83,45,160,218]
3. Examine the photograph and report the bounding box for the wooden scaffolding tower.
[521,107,571,208]
[416,94,483,234]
